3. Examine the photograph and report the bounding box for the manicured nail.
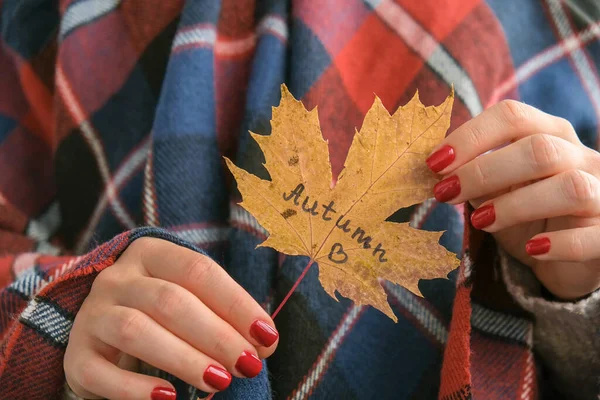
[235,350,263,378]
[470,204,496,230]
[426,145,455,173]
[250,320,279,347]
[526,237,551,255]
[433,176,461,202]
[203,365,231,391]
[151,386,176,400]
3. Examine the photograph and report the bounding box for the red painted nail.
[235,350,263,378]
[470,204,496,230]
[426,145,455,173]
[250,320,279,347]
[526,237,551,255]
[151,386,176,400]
[203,365,231,391]
[433,176,461,202]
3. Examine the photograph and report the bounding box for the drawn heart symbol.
[327,243,348,264]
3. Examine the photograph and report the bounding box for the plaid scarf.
[1,0,599,398]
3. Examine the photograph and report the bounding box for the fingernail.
[526,237,551,255]
[151,386,176,400]
[426,145,455,173]
[250,320,279,347]
[470,204,496,230]
[203,365,231,391]
[235,350,263,378]
[433,176,461,202]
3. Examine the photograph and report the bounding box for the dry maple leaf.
[225,85,459,321]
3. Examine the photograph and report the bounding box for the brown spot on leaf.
[288,155,299,166]
[282,209,297,219]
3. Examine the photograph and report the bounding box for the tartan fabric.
[0,0,598,399]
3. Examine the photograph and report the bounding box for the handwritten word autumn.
[282,183,388,264]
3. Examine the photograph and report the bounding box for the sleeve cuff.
[499,247,600,400]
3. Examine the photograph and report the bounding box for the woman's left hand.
[426,99,600,300]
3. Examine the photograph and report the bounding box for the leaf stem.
[271,258,315,319]
[205,259,315,399]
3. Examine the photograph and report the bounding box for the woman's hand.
[64,238,278,399]
[426,100,600,300]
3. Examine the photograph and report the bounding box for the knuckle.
[226,292,247,320]
[464,123,487,150]
[213,330,235,359]
[154,282,189,318]
[114,309,148,343]
[129,237,156,254]
[133,237,161,265]
[565,234,586,261]
[562,170,598,204]
[556,117,577,138]
[182,255,217,285]
[498,99,529,128]
[76,359,98,391]
[92,268,121,293]
[472,160,489,187]
[529,134,561,171]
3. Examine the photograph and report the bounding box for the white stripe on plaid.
[20,298,73,345]
[409,198,437,228]
[258,15,289,42]
[59,0,121,40]
[547,0,600,146]
[57,66,136,241]
[230,203,269,237]
[365,0,483,116]
[143,147,159,227]
[75,138,150,253]
[9,268,44,298]
[26,202,61,242]
[290,305,364,400]
[26,201,62,255]
[173,226,230,245]
[172,25,216,50]
[172,15,288,53]
[489,21,600,106]
[520,329,535,400]
[384,281,448,344]
[10,256,84,298]
[471,303,531,345]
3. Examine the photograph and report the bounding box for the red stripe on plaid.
[304,66,363,178]
[57,2,181,138]
[0,324,66,398]
[439,206,472,399]
[119,0,184,53]
[0,126,56,216]
[17,61,54,148]
[295,0,370,56]
[470,330,528,399]
[442,3,517,107]
[0,256,15,289]
[395,0,480,41]
[0,202,28,235]
[336,11,423,113]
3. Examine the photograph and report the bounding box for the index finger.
[125,238,279,355]
[426,100,579,174]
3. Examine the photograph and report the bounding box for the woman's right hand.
[64,237,279,400]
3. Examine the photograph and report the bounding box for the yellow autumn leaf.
[225,85,459,321]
